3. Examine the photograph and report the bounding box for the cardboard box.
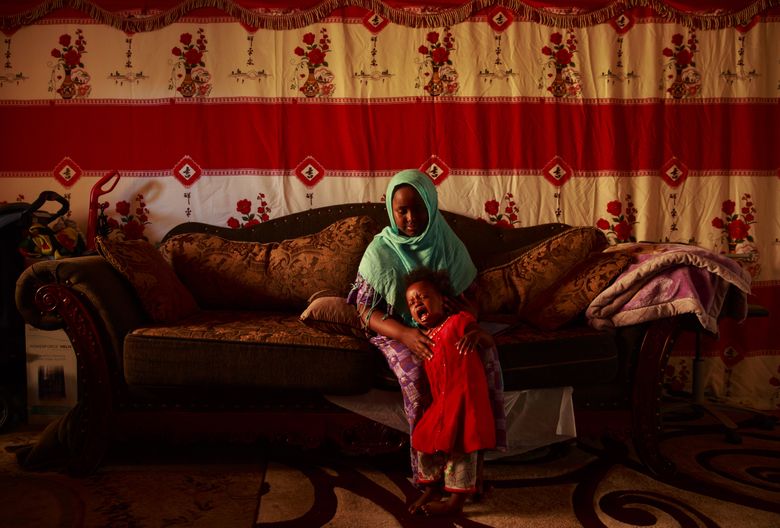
[25,325,77,424]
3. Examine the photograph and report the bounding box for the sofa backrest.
[161,202,572,270]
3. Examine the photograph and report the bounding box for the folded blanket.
[586,243,751,333]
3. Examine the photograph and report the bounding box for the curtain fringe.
[2,0,779,32]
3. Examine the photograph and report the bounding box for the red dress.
[412,311,496,455]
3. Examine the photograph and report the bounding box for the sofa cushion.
[300,296,367,339]
[160,215,381,311]
[495,323,619,391]
[125,310,374,394]
[476,226,607,315]
[95,236,199,323]
[523,249,634,330]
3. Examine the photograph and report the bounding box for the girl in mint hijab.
[348,169,506,476]
[358,168,477,329]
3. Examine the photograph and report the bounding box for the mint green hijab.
[357,169,477,324]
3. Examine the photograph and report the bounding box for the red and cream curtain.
[1,0,779,409]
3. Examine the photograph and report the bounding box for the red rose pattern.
[296,28,331,69]
[228,193,272,229]
[170,27,211,97]
[711,193,757,248]
[51,29,85,73]
[184,48,203,66]
[431,47,450,65]
[115,200,131,216]
[307,48,326,67]
[50,28,91,98]
[97,194,151,241]
[675,48,692,66]
[664,32,698,71]
[236,199,252,215]
[484,199,499,216]
[419,29,454,68]
[542,30,577,70]
[172,28,207,68]
[541,29,579,96]
[613,220,632,241]
[483,193,519,228]
[596,195,638,243]
[554,48,572,66]
[728,219,749,241]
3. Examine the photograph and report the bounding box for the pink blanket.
[586,243,751,333]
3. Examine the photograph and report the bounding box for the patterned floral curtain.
[1,0,778,409]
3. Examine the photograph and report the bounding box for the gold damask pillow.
[96,236,199,323]
[523,249,634,330]
[476,227,608,315]
[300,296,367,339]
[160,215,381,310]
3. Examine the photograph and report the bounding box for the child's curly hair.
[404,267,455,297]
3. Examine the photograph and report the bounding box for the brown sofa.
[15,203,685,476]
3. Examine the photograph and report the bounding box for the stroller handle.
[21,191,70,226]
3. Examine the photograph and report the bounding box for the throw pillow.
[476,226,608,315]
[160,215,381,310]
[95,236,199,323]
[300,296,367,339]
[523,249,634,330]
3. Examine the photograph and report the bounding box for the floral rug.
[256,424,780,528]
[2,413,779,528]
[0,427,265,527]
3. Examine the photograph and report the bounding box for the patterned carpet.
[1,412,779,528]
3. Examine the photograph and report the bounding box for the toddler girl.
[404,267,496,516]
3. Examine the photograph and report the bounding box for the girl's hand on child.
[457,326,495,355]
[402,327,434,360]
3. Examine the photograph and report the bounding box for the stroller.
[0,191,72,431]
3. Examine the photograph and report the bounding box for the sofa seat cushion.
[124,310,374,394]
[495,324,619,391]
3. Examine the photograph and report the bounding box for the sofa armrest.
[16,255,148,378]
[15,255,151,474]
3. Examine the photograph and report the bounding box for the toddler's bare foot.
[420,493,467,516]
[408,487,441,515]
